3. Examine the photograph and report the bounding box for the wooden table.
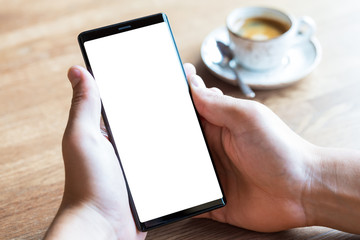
[1,0,360,239]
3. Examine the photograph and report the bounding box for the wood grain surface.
[1,0,360,239]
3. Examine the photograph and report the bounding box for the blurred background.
[1,0,360,239]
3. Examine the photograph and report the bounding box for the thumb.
[66,66,101,131]
[189,74,251,131]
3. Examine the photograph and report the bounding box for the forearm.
[44,203,117,240]
[304,147,360,234]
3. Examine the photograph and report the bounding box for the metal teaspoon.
[216,41,255,98]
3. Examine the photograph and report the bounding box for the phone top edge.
[77,13,168,76]
[78,13,167,43]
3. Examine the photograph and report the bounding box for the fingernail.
[190,75,205,88]
[68,67,82,88]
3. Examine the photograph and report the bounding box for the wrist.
[301,145,328,227]
[45,202,118,240]
[302,146,360,233]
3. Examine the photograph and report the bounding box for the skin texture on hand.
[184,63,314,232]
[185,63,360,234]
[304,147,360,234]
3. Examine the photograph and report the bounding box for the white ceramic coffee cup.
[227,7,315,71]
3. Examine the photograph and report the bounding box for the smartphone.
[77,13,225,231]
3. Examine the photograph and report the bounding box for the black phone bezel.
[77,13,226,231]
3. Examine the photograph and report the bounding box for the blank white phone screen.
[84,22,223,222]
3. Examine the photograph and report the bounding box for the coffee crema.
[234,17,290,41]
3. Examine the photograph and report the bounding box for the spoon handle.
[232,69,255,98]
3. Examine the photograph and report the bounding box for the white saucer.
[201,26,322,89]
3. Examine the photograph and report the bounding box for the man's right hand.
[184,63,360,234]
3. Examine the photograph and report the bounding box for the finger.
[100,116,109,140]
[189,74,206,88]
[209,87,223,95]
[67,65,101,131]
[183,63,196,80]
[189,76,251,131]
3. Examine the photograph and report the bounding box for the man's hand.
[45,66,146,240]
[185,63,360,234]
[184,63,314,232]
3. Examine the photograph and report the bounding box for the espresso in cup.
[227,7,315,71]
[234,17,290,41]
